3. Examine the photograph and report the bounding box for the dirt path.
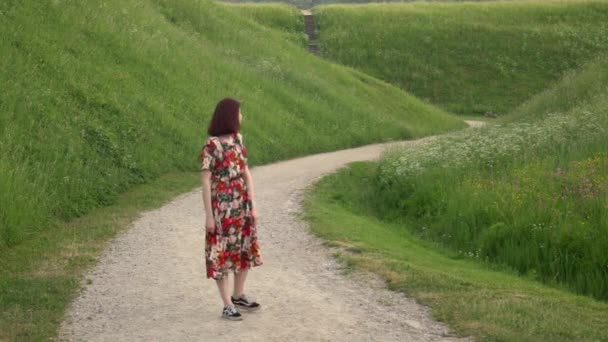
[60,123,483,342]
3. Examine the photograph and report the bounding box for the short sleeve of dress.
[200,138,216,172]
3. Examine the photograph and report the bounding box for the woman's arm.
[243,166,257,225]
[201,170,215,232]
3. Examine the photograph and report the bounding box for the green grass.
[7,0,607,339]
[305,57,608,304]
[314,0,608,115]
[222,0,317,10]
[507,56,608,122]
[220,0,495,10]
[304,162,608,341]
[0,171,200,341]
[373,57,608,300]
[219,2,308,46]
[0,0,466,339]
[0,0,464,249]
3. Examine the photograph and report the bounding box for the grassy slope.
[0,172,200,341]
[304,57,608,340]
[304,163,608,342]
[507,56,608,122]
[314,0,608,115]
[362,57,608,299]
[0,0,466,339]
[220,0,496,10]
[222,0,316,10]
[0,0,464,248]
[219,2,307,46]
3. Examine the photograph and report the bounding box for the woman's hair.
[207,97,241,136]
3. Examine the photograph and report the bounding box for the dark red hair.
[208,97,241,136]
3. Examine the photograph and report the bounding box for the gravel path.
[60,123,483,342]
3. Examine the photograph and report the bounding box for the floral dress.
[200,132,263,280]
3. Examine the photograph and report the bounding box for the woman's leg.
[232,269,261,310]
[215,275,233,307]
[233,269,248,299]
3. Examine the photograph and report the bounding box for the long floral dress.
[200,132,263,280]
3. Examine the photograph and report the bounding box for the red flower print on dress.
[200,133,263,280]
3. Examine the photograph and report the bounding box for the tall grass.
[222,0,316,10]
[368,57,608,299]
[219,2,307,46]
[315,1,608,115]
[0,0,464,250]
[220,0,495,10]
[305,161,608,341]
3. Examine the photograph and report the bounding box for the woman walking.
[200,98,263,321]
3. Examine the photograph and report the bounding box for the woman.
[200,98,263,321]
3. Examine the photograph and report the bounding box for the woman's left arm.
[243,165,257,225]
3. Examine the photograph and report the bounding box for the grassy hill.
[314,0,608,115]
[0,0,464,250]
[219,2,307,46]
[371,58,608,299]
[0,1,466,339]
[305,56,608,339]
[220,0,493,10]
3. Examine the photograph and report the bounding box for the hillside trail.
[302,10,319,55]
[60,121,484,342]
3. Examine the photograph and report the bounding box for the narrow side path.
[60,123,483,341]
[302,10,320,55]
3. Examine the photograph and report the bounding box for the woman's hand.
[205,216,215,233]
[201,171,215,234]
[251,208,258,227]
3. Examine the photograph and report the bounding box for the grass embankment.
[0,0,463,248]
[0,172,200,341]
[305,164,608,341]
[305,58,608,340]
[314,1,608,115]
[0,0,464,340]
[221,0,317,10]
[220,2,307,46]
